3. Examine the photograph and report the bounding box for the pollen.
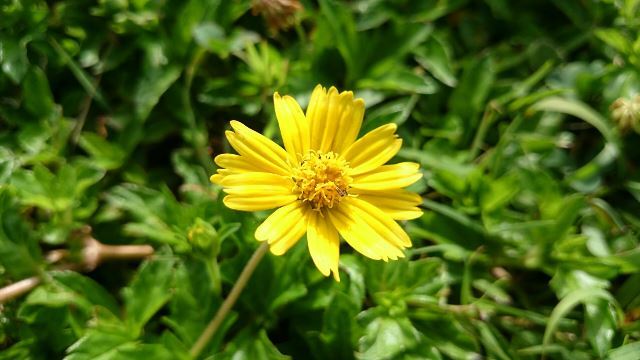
[292,151,352,210]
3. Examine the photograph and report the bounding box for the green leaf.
[23,66,56,118]
[585,299,617,357]
[11,162,104,214]
[542,288,619,352]
[0,147,19,184]
[104,184,193,247]
[553,0,592,28]
[0,340,33,360]
[480,173,520,213]
[65,328,134,360]
[359,68,438,95]
[414,36,457,87]
[51,271,120,315]
[595,28,632,54]
[606,342,640,360]
[448,56,495,124]
[122,257,176,336]
[0,37,29,83]
[79,133,127,170]
[568,143,619,192]
[217,328,290,360]
[164,259,223,347]
[134,64,182,122]
[362,95,419,133]
[317,293,360,359]
[48,37,108,110]
[318,0,359,80]
[357,316,420,360]
[530,96,618,144]
[103,344,178,360]
[474,321,514,360]
[365,257,443,299]
[0,188,41,278]
[193,22,228,56]
[244,242,308,313]
[18,271,119,332]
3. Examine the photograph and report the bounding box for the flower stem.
[189,242,269,359]
[0,233,154,304]
[0,277,41,304]
[469,104,498,160]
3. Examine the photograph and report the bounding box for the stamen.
[291,151,351,210]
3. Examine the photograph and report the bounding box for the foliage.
[1,0,640,359]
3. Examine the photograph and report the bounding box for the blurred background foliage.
[1,0,640,359]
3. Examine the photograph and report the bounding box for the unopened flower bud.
[251,0,302,33]
[610,95,640,133]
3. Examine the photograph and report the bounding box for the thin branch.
[0,277,41,304]
[0,228,154,304]
[189,242,269,359]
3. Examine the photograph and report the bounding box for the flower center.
[292,151,352,210]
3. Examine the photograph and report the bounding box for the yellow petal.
[219,172,291,188]
[255,202,308,255]
[351,162,422,190]
[210,169,236,185]
[328,198,406,261]
[307,211,341,281]
[346,197,412,247]
[307,85,365,153]
[223,194,297,211]
[274,93,310,162]
[307,85,330,151]
[331,95,365,154]
[327,208,383,260]
[220,172,293,196]
[214,154,261,173]
[210,173,223,185]
[343,124,402,175]
[352,189,423,220]
[226,121,290,175]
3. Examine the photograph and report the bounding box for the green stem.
[469,104,498,161]
[189,242,269,359]
[182,47,214,174]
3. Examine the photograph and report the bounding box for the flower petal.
[255,202,308,255]
[331,94,365,154]
[274,92,310,162]
[219,172,293,196]
[351,162,422,190]
[226,121,290,175]
[307,85,365,153]
[307,211,341,281]
[352,189,423,220]
[214,154,262,173]
[346,197,412,247]
[328,197,407,261]
[343,124,402,175]
[210,169,239,185]
[223,194,297,212]
[210,173,224,185]
[216,172,295,210]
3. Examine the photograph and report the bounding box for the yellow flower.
[210,85,423,281]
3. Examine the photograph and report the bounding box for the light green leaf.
[542,288,619,352]
[414,36,457,87]
[23,66,56,118]
[123,257,176,336]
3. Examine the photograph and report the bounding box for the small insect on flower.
[211,85,423,281]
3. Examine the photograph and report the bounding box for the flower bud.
[610,95,640,133]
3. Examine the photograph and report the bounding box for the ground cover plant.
[1,0,640,359]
